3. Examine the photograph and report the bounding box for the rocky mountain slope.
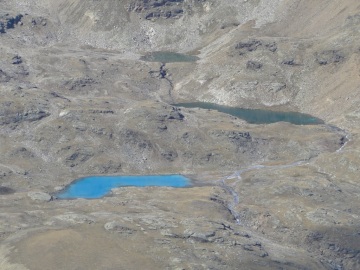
[0,0,359,269]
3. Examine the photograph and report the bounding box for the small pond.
[140,51,199,63]
[56,175,191,199]
[173,102,324,125]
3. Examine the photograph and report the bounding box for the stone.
[129,0,185,20]
[246,60,263,70]
[54,186,65,192]
[265,42,277,52]
[64,77,98,91]
[161,150,178,161]
[316,50,345,65]
[243,244,254,251]
[28,191,52,202]
[65,149,94,167]
[184,228,216,242]
[168,108,184,120]
[235,39,262,53]
[11,55,22,65]
[104,221,135,234]
[0,13,23,33]
[282,59,296,66]
[0,186,15,195]
[259,251,269,257]
[0,69,10,83]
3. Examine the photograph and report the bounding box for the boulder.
[28,191,52,202]
[246,60,263,70]
[0,186,15,195]
[104,221,135,234]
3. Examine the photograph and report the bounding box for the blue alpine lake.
[173,102,324,125]
[56,175,191,199]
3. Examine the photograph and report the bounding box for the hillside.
[0,1,359,269]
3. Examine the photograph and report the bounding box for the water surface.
[140,51,199,63]
[173,102,324,125]
[57,175,191,199]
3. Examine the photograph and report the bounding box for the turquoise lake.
[173,102,324,125]
[56,175,191,199]
[140,51,199,63]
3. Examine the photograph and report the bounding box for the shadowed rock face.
[129,0,185,20]
[0,0,360,270]
[0,13,23,33]
[0,186,15,195]
[315,50,345,65]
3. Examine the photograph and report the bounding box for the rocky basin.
[0,0,359,269]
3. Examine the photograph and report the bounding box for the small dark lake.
[56,175,191,199]
[140,51,199,63]
[173,102,324,125]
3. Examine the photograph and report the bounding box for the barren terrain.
[0,1,360,269]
